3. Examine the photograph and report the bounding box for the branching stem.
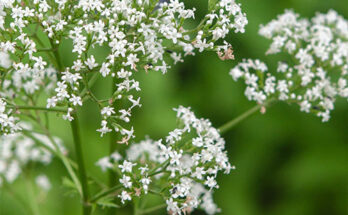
[12,105,67,113]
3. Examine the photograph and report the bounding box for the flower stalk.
[13,105,68,113]
[90,184,123,203]
[219,99,276,134]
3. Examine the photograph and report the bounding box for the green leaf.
[62,177,76,189]
[62,177,79,195]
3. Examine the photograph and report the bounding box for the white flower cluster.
[0,98,20,135]
[0,51,12,69]
[48,71,83,121]
[230,10,348,121]
[97,106,232,214]
[0,0,247,140]
[0,125,65,187]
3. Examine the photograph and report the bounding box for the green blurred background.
[1,0,347,214]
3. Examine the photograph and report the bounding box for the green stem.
[49,38,63,72]
[107,77,119,215]
[219,99,275,134]
[148,160,170,177]
[13,105,67,113]
[90,184,123,203]
[183,17,208,35]
[70,112,91,215]
[81,72,99,98]
[31,34,58,69]
[133,198,139,215]
[140,204,166,215]
[23,131,82,196]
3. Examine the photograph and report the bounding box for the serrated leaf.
[62,177,76,188]
[62,177,79,195]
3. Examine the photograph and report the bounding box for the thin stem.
[218,104,262,134]
[218,99,275,134]
[31,34,58,69]
[23,131,82,196]
[23,131,56,154]
[148,160,170,177]
[183,17,208,35]
[109,77,118,184]
[12,105,68,113]
[90,184,123,203]
[81,72,99,97]
[49,38,63,72]
[133,198,140,215]
[107,76,119,215]
[70,112,91,215]
[140,204,166,215]
[53,49,62,71]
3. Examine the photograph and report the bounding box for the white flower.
[0,128,64,184]
[230,10,348,122]
[85,55,98,70]
[0,51,12,68]
[139,166,149,175]
[100,63,111,77]
[97,120,112,137]
[118,160,135,173]
[96,157,113,172]
[0,98,20,134]
[69,94,82,106]
[62,108,74,121]
[205,176,218,189]
[166,198,180,215]
[46,97,57,108]
[119,175,132,188]
[118,191,131,204]
[35,175,51,191]
[72,60,85,71]
[110,152,122,162]
[140,177,151,189]
[192,167,206,180]
[101,106,115,117]
[108,106,233,214]
[300,100,311,113]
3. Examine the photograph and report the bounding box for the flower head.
[230,10,348,121]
